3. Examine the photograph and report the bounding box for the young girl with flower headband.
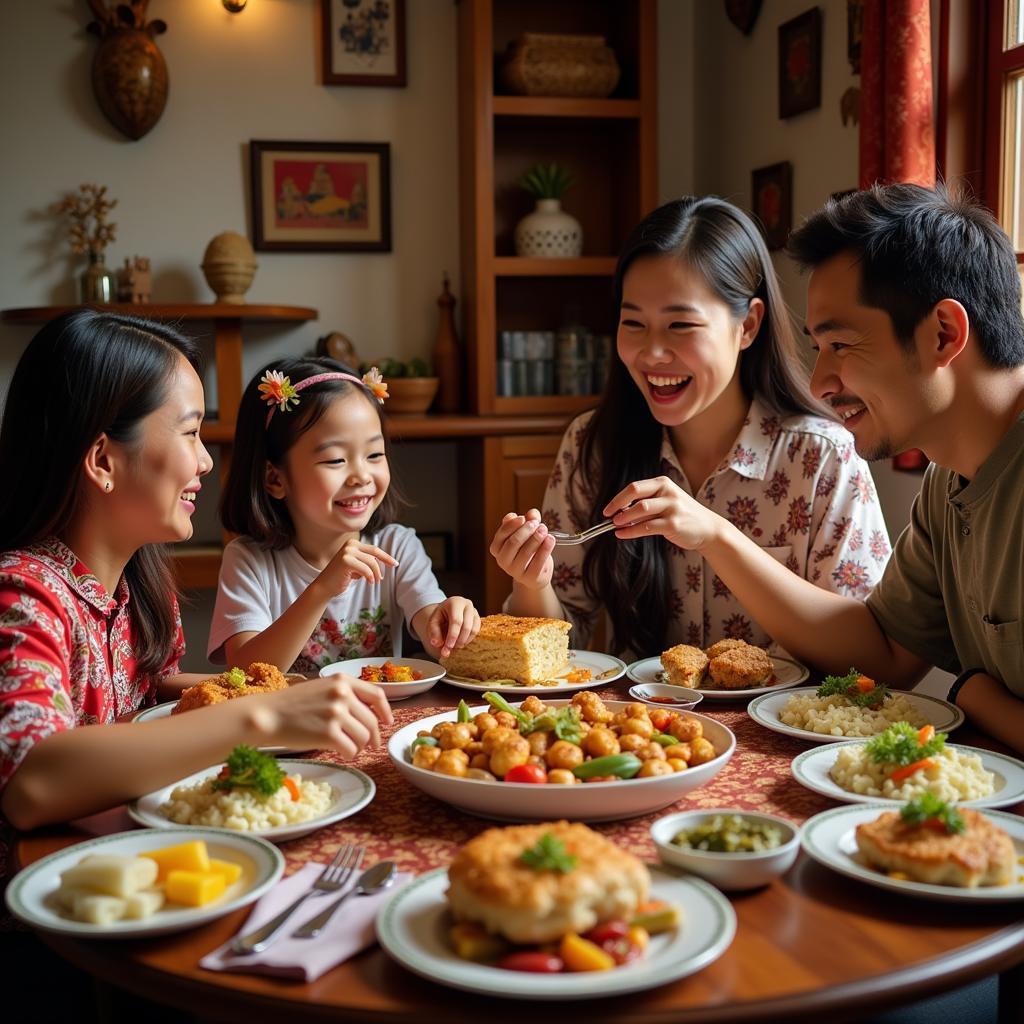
[0,312,392,836]
[210,356,480,674]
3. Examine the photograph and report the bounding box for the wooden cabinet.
[456,0,657,415]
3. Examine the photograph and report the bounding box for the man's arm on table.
[953,673,1024,756]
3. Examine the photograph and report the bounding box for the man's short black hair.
[787,182,1024,368]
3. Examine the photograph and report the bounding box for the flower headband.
[258,367,388,426]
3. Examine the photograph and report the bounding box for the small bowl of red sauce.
[627,683,704,709]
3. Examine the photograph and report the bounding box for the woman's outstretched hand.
[604,476,721,551]
[489,508,556,590]
[247,675,393,760]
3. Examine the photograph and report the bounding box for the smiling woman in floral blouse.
[490,197,890,658]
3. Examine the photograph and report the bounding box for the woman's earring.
[105,481,112,492]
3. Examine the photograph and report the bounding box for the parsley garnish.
[865,722,946,766]
[212,745,284,798]
[900,794,966,834]
[224,667,248,690]
[816,668,889,707]
[519,833,578,873]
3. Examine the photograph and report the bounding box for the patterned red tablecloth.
[277,688,833,876]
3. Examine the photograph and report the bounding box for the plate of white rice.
[128,759,374,842]
[747,688,964,744]
[791,742,1024,808]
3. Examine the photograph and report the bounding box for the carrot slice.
[917,724,935,745]
[855,675,876,693]
[283,777,301,801]
[890,758,934,784]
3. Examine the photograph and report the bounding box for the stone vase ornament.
[201,231,258,304]
[514,198,583,258]
[86,1,169,141]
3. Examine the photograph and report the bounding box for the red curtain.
[858,0,935,471]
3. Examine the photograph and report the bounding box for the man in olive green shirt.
[605,183,1024,754]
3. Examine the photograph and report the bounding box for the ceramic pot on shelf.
[201,231,258,304]
[514,199,583,258]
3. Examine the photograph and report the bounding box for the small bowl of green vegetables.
[650,809,800,890]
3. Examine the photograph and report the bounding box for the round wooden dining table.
[15,680,1024,1023]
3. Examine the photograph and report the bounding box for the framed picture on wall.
[320,0,407,87]
[751,161,793,251]
[778,8,822,118]
[250,140,392,252]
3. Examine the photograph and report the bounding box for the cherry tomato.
[496,952,564,973]
[583,921,629,945]
[504,763,548,784]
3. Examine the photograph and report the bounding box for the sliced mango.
[140,840,211,881]
[165,869,227,907]
[208,858,243,886]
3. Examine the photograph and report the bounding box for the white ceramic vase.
[514,198,583,258]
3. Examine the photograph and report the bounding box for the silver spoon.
[291,860,397,939]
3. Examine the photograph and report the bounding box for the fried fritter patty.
[446,820,650,943]
[172,662,289,714]
[855,808,1015,888]
[704,638,747,661]
[705,642,773,690]
[660,644,708,688]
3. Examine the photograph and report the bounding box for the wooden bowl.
[386,377,439,414]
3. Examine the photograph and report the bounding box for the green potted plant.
[364,357,439,415]
[514,162,582,258]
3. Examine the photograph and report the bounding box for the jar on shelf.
[79,251,116,303]
[556,324,594,395]
[500,33,621,98]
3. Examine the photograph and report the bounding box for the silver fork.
[231,843,362,955]
[548,519,619,546]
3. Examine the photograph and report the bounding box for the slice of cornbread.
[440,614,571,685]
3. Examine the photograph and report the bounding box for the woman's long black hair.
[221,356,405,548]
[0,309,202,678]
[572,196,827,656]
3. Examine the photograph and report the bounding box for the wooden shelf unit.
[1,303,318,589]
[455,0,656,608]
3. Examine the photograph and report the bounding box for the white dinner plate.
[442,650,627,696]
[319,656,445,701]
[132,701,295,754]
[127,759,375,842]
[388,700,735,823]
[376,865,735,1000]
[801,804,1024,903]
[791,743,1024,809]
[747,688,965,744]
[5,827,284,939]
[626,654,809,700]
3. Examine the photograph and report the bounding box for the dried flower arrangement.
[53,184,118,259]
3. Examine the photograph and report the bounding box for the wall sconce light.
[223,0,247,11]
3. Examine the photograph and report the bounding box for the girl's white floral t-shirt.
[208,524,446,674]
[543,398,892,659]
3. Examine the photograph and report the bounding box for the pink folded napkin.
[201,862,414,981]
